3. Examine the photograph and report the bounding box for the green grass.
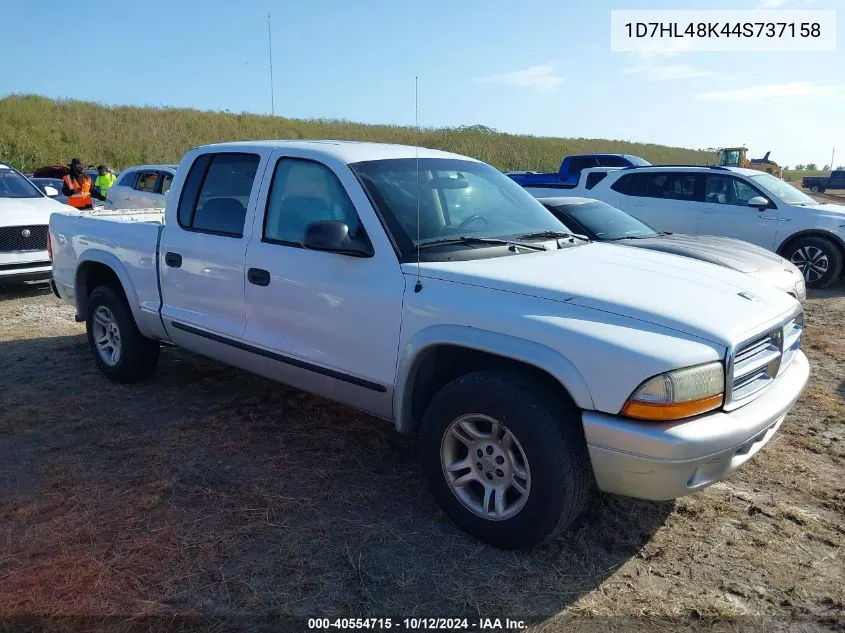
[0,94,715,173]
[783,169,828,183]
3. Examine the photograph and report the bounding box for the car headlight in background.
[622,362,724,421]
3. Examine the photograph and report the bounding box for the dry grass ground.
[0,279,842,633]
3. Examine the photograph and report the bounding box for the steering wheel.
[456,214,489,232]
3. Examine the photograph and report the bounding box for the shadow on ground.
[0,281,52,302]
[0,334,673,630]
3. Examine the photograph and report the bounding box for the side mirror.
[748,196,771,210]
[43,185,59,197]
[302,220,374,258]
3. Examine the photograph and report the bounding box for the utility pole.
[831,147,835,170]
[267,12,275,116]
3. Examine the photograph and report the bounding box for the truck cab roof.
[192,140,478,165]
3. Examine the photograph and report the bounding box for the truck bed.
[506,172,575,187]
[49,207,167,341]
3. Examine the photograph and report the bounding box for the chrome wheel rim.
[92,306,122,366]
[790,246,829,284]
[440,414,531,521]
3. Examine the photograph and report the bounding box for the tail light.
[47,231,52,261]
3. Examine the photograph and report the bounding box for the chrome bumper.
[582,350,809,500]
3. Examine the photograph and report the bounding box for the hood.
[404,242,799,347]
[0,196,67,226]
[809,203,845,216]
[617,234,788,273]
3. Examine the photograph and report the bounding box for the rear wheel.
[811,184,820,193]
[419,369,590,549]
[86,283,160,382]
[784,236,843,289]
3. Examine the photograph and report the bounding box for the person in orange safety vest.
[62,158,93,209]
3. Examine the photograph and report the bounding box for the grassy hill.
[0,95,718,174]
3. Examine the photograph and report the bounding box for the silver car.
[540,196,807,301]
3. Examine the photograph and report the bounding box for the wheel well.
[75,262,123,315]
[777,231,845,261]
[408,345,575,433]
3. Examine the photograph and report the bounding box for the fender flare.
[777,229,845,257]
[75,249,145,330]
[393,324,595,434]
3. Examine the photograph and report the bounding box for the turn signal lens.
[622,362,724,421]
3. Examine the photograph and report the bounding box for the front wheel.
[419,369,590,549]
[86,283,160,382]
[785,236,843,289]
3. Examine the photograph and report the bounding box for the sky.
[1,0,843,167]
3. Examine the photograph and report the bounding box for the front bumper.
[582,350,809,500]
[0,262,52,284]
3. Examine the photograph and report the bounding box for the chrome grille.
[0,225,48,252]
[726,311,803,409]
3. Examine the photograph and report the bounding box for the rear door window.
[177,153,260,237]
[643,172,699,201]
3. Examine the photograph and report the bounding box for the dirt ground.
[0,276,842,632]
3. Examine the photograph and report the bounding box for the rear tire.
[419,369,590,549]
[811,185,820,193]
[784,236,843,289]
[86,283,160,382]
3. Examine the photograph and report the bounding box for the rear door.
[696,174,778,248]
[159,151,266,350]
[624,171,701,234]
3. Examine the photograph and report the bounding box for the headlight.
[622,362,724,421]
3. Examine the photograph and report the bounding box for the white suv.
[523,166,845,288]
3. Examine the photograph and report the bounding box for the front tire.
[419,369,590,549]
[86,283,160,382]
[785,236,843,289]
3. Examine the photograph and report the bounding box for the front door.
[242,152,405,417]
[696,174,778,249]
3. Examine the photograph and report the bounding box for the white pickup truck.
[49,141,810,549]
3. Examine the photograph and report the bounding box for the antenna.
[414,75,422,293]
[267,12,275,116]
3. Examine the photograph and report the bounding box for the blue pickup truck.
[506,154,651,188]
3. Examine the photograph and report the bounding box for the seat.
[193,197,247,235]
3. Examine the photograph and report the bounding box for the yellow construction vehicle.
[716,147,783,178]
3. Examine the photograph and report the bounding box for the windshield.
[552,200,658,240]
[351,158,569,258]
[625,155,652,167]
[0,165,43,199]
[749,172,817,206]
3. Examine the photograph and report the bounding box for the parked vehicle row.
[48,140,809,549]
[522,164,845,288]
[506,153,651,189]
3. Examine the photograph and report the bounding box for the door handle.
[164,252,182,268]
[247,267,271,286]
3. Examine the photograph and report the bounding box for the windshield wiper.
[417,236,547,251]
[608,234,656,241]
[517,230,590,242]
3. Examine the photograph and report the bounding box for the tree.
[807,163,818,170]
[795,164,805,170]
[823,164,830,171]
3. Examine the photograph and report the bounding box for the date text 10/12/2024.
[308,618,527,630]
